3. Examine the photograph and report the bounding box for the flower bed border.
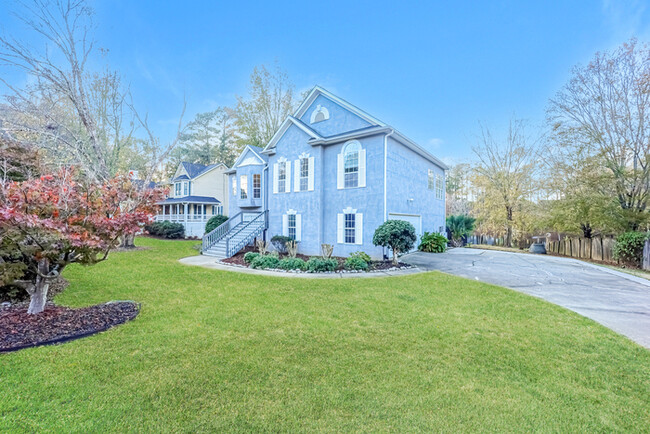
[0,301,140,353]
[216,259,415,275]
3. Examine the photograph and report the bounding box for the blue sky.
[2,0,650,165]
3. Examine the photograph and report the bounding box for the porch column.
[184,203,188,224]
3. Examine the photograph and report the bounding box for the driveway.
[403,248,650,348]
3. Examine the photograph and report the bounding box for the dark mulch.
[370,261,411,270]
[0,301,139,353]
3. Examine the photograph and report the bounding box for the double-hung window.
[428,169,435,190]
[338,140,365,189]
[344,147,359,188]
[288,214,296,240]
[175,183,181,196]
[240,175,248,199]
[435,174,443,199]
[183,182,189,196]
[253,174,261,199]
[232,177,237,196]
[300,157,309,191]
[344,213,356,244]
[278,161,286,192]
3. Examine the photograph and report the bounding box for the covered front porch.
[156,196,224,237]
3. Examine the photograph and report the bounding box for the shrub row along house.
[196,86,447,259]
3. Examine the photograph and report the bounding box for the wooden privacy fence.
[469,234,618,264]
[545,236,616,263]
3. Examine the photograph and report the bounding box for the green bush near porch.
[205,215,229,234]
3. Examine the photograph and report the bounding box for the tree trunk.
[392,248,400,266]
[120,233,136,248]
[26,258,54,315]
[505,206,513,248]
[27,279,49,315]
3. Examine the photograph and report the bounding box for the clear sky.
[2,0,649,165]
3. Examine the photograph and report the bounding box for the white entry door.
[388,213,422,252]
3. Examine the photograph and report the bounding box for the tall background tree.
[0,0,185,183]
[233,64,297,148]
[547,39,650,231]
[472,119,540,247]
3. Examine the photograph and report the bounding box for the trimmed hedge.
[344,256,369,271]
[249,255,280,269]
[145,221,185,239]
[306,257,338,272]
[277,258,307,270]
[244,252,260,264]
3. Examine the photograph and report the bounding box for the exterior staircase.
[202,211,268,259]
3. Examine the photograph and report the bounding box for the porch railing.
[202,212,243,253]
[155,214,212,223]
[225,210,268,257]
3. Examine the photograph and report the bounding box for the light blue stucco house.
[202,86,448,259]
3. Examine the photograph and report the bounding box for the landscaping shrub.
[446,214,476,247]
[277,258,307,270]
[145,221,185,239]
[306,257,338,272]
[243,252,260,264]
[205,215,228,234]
[419,232,448,253]
[345,256,369,271]
[271,235,293,254]
[613,231,649,266]
[373,220,417,264]
[249,255,280,269]
[350,251,371,263]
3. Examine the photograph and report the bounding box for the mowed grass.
[1,238,648,432]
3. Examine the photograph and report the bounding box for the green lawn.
[1,238,648,432]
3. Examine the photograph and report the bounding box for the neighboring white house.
[156,162,229,237]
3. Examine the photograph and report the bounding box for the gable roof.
[261,116,322,154]
[294,86,386,127]
[172,162,227,182]
[260,86,448,170]
[226,145,267,174]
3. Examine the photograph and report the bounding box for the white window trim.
[282,209,301,241]
[337,140,366,189]
[337,207,363,245]
[310,104,330,124]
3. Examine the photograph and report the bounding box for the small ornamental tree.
[372,220,417,265]
[0,168,163,314]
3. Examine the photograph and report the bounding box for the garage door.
[388,213,422,252]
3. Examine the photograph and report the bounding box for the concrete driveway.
[403,248,650,348]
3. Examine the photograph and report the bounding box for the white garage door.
[388,213,422,252]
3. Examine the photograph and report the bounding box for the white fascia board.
[294,86,386,127]
[392,130,449,170]
[261,116,321,154]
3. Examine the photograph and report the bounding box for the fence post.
[643,239,650,271]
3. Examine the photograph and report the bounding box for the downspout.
[383,129,395,222]
[263,163,269,241]
[383,129,395,260]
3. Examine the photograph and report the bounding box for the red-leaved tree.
[0,168,164,314]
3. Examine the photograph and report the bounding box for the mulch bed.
[0,301,139,353]
[221,247,412,272]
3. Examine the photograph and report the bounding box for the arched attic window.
[310,105,330,123]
